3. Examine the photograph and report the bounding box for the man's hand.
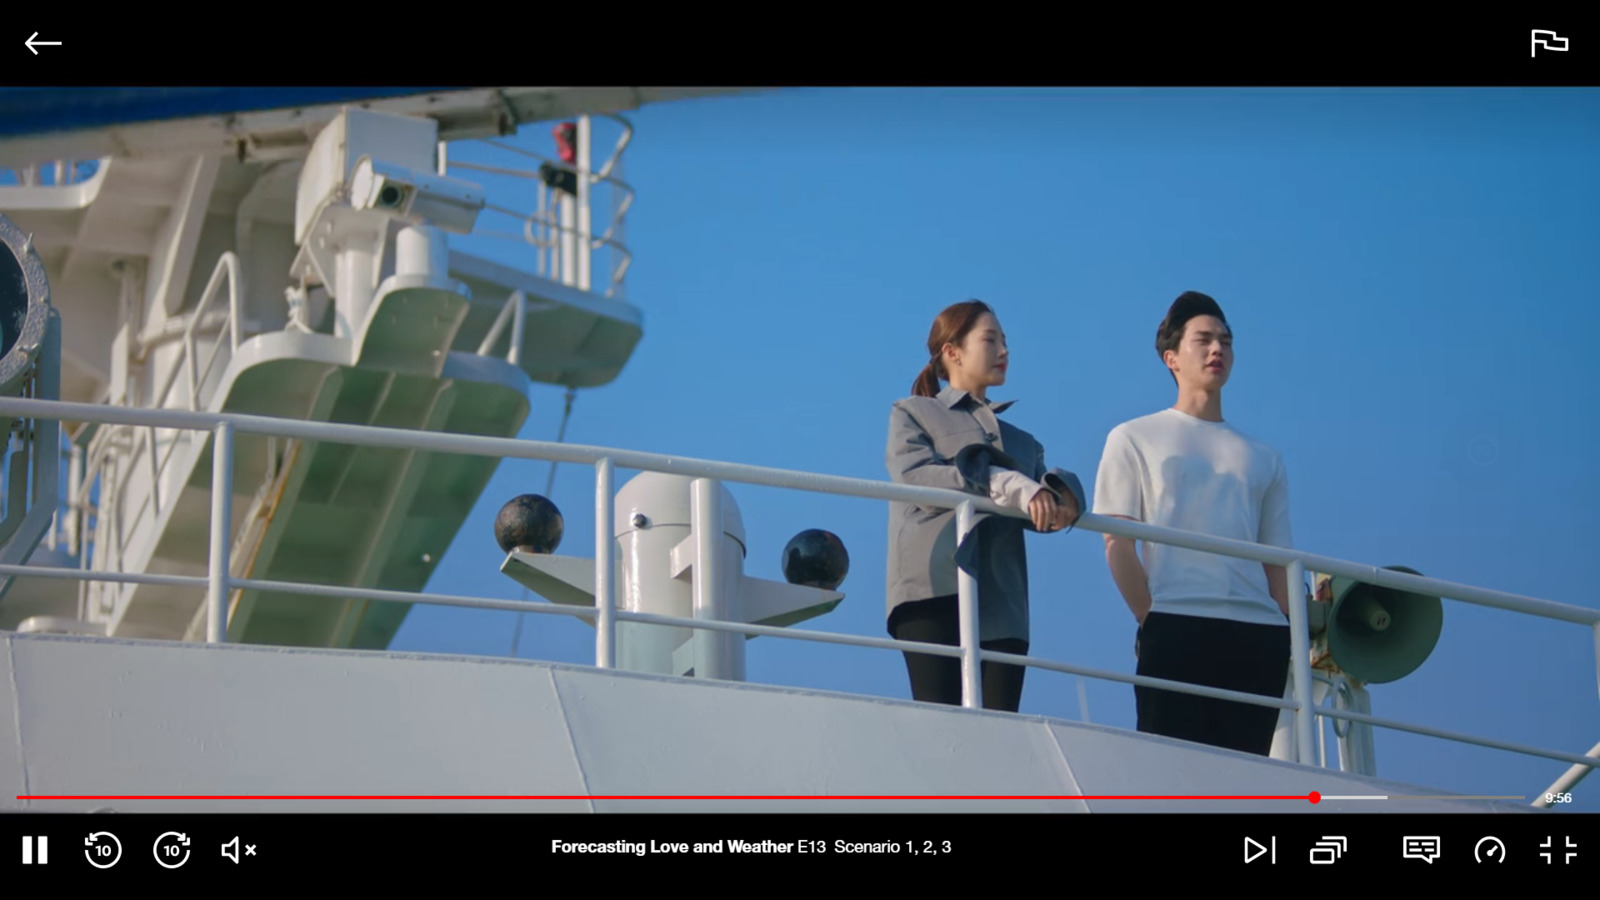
[1104,516,1154,623]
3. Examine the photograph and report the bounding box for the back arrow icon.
[26,32,62,55]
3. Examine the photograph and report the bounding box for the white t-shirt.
[1093,408,1291,626]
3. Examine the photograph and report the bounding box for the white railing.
[68,252,244,616]
[2,159,98,187]
[447,114,634,299]
[0,396,1596,802]
[476,289,527,367]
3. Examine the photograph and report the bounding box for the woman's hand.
[1032,488,1080,532]
[1053,489,1081,530]
[1029,489,1059,532]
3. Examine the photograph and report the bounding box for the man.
[1092,291,1292,756]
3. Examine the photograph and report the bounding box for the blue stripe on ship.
[0,88,464,138]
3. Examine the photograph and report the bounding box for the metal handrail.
[449,115,635,298]
[3,159,97,187]
[2,395,1596,793]
[1535,740,1600,807]
[122,254,241,521]
[475,289,527,366]
[69,252,242,614]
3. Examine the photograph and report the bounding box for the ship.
[0,86,1594,818]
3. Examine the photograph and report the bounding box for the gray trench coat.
[885,386,1086,644]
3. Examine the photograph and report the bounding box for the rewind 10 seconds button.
[85,832,122,869]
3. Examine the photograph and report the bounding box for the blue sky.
[377,88,1600,810]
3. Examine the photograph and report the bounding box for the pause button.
[23,835,48,864]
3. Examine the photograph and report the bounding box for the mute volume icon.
[1311,836,1347,865]
[223,837,239,864]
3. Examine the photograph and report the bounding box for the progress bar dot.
[1310,791,1321,803]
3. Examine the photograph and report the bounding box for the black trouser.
[888,595,1028,712]
[1134,611,1290,756]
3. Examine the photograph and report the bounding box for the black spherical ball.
[782,529,849,590]
[494,494,564,555]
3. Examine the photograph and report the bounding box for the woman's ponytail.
[912,359,942,397]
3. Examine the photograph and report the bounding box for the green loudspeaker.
[1321,565,1442,684]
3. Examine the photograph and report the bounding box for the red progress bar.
[18,792,1324,802]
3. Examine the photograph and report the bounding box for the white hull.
[0,630,1534,814]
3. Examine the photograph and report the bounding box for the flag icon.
[1532,30,1569,57]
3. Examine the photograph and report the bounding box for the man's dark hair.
[1156,291,1230,382]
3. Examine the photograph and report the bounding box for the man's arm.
[1104,518,1154,624]
[1259,453,1294,619]
[1263,563,1289,618]
[1094,428,1151,623]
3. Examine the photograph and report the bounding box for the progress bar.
[1320,794,1526,801]
[17,793,1323,801]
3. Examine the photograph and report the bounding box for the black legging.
[888,595,1029,712]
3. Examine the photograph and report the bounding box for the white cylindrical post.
[1286,559,1316,765]
[1337,680,1378,776]
[1269,680,1296,761]
[692,477,733,680]
[559,195,576,288]
[595,458,615,669]
[957,500,981,709]
[535,181,548,279]
[333,248,377,339]
[1317,700,1327,768]
[208,421,234,643]
[396,224,448,280]
[507,290,525,367]
[576,116,592,293]
[67,443,82,556]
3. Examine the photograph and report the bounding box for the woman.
[885,299,1085,712]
